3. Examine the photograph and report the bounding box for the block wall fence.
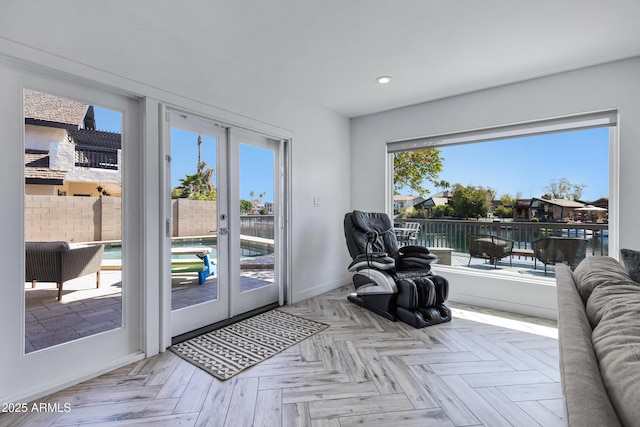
[25,196,217,242]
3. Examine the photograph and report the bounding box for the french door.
[165,111,283,338]
[229,128,282,316]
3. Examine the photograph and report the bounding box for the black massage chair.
[343,210,451,328]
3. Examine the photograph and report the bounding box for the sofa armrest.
[61,244,104,283]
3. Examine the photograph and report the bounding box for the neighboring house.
[422,191,451,208]
[251,200,265,213]
[393,194,425,215]
[513,199,533,221]
[574,197,609,222]
[529,196,585,221]
[61,128,122,196]
[420,191,452,216]
[23,90,122,197]
[24,149,67,195]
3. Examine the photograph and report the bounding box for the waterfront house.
[530,196,585,222]
[1,2,639,424]
[393,194,425,215]
[420,191,452,216]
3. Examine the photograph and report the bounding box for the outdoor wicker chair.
[532,236,589,275]
[466,234,514,268]
[25,241,104,301]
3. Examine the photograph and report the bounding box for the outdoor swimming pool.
[102,238,273,260]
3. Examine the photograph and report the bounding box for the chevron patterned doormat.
[170,310,329,380]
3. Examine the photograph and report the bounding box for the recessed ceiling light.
[376,76,392,84]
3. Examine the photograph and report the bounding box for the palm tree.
[172,162,216,200]
[197,134,202,170]
[172,134,216,200]
[435,180,451,193]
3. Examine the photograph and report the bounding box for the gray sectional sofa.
[556,255,640,427]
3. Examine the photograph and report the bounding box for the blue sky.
[94,107,274,202]
[402,127,609,202]
[95,107,609,203]
[169,128,274,202]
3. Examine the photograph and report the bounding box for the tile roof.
[67,129,121,150]
[23,89,88,126]
[533,197,584,208]
[25,150,50,168]
[394,195,425,202]
[24,168,67,181]
[24,150,67,183]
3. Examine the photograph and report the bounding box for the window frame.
[386,110,620,273]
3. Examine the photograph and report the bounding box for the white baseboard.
[291,275,351,303]
[3,351,146,404]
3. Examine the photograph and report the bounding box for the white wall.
[351,56,640,318]
[0,2,351,402]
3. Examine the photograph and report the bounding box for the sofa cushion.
[591,297,640,427]
[586,280,640,328]
[572,256,631,303]
[620,248,640,283]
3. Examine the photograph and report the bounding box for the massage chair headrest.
[351,210,392,236]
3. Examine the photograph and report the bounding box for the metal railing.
[75,146,118,170]
[395,218,608,256]
[241,215,274,239]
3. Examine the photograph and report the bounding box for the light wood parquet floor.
[3,285,565,427]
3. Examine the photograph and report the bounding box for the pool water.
[102,238,273,260]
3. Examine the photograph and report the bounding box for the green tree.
[394,148,444,196]
[240,199,252,213]
[172,161,217,200]
[434,180,451,193]
[172,134,217,200]
[493,205,513,218]
[432,204,455,218]
[450,184,492,218]
[492,193,515,218]
[545,178,587,200]
[499,194,515,206]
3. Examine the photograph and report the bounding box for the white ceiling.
[124,0,640,118]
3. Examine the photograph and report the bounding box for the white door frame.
[160,108,289,345]
[1,67,144,403]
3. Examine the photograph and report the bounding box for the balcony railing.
[75,146,118,170]
[395,218,608,256]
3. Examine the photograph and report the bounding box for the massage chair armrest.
[348,253,396,272]
[398,246,438,267]
[399,245,431,255]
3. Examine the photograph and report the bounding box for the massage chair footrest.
[347,293,397,322]
[397,303,452,328]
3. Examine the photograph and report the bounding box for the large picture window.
[388,111,616,279]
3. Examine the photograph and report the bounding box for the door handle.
[219,228,229,235]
